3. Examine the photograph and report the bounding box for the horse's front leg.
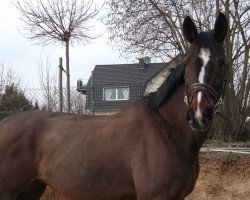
[0,182,19,200]
[151,194,184,200]
[136,188,186,200]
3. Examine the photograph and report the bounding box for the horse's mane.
[142,63,185,110]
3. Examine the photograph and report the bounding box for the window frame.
[103,87,130,101]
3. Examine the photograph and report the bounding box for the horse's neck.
[158,83,207,154]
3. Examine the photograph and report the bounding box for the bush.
[0,84,33,119]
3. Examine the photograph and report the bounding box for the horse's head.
[183,13,228,132]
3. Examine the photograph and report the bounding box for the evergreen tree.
[0,84,33,112]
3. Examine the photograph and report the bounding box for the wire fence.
[25,87,86,113]
[0,82,153,119]
[0,86,87,120]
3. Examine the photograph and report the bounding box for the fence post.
[91,71,95,115]
[59,57,63,112]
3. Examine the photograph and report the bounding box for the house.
[77,56,182,115]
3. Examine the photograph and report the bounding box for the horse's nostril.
[204,107,214,121]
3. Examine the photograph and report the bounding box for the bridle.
[184,60,228,114]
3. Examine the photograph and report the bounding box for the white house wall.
[144,67,171,95]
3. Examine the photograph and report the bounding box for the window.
[104,87,129,101]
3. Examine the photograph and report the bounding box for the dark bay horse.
[0,13,228,200]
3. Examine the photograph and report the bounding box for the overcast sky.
[0,1,129,88]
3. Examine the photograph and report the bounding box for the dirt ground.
[41,152,250,200]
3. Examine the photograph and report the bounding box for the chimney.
[77,80,87,95]
[138,56,151,69]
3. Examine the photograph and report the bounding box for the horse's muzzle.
[186,106,214,132]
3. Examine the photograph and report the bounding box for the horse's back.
[0,110,56,162]
[0,110,89,162]
[0,110,44,143]
[0,110,55,148]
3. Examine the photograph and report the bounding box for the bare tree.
[219,0,250,141]
[38,59,59,111]
[105,0,250,141]
[15,0,101,113]
[38,58,87,113]
[71,89,86,114]
[0,62,33,119]
[104,0,215,61]
[0,61,22,95]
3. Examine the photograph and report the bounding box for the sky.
[0,1,130,88]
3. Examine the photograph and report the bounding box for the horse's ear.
[214,12,228,43]
[183,16,198,43]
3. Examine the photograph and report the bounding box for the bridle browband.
[184,60,228,114]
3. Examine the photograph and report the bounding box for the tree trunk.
[65,40,71,113]
[216,0,219,16]
[59,57,63,112]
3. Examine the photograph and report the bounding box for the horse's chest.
[134,152,199,200]
[163,158,199,199]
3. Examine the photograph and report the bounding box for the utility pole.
[91,71,95,115]
[59,57,63,112]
